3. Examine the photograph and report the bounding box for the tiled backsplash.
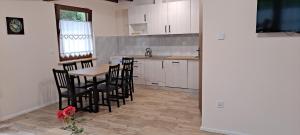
[95,34,199,64]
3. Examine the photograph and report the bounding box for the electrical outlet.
[216,100,224,109]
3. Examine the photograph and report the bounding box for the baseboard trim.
[200,126,248,135]
[0,100,58,122]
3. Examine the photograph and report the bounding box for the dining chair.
[62,62,89,88]
[122,57,135,93]
[118,62,133,105]
[81,60,105,85]
[52,69,93,111]
[97,64,120,112]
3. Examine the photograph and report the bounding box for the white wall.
[201,0,300,135]
[0,0,120,121]
[0,1,59,121]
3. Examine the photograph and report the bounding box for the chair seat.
[97,83,118,92]
[74,82,92,88]
[61,88,91,97]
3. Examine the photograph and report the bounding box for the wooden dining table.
[68,64,111,113]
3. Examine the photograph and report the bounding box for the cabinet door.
[144,60,165,86]
[191,0,200,33]
[165,60,188,88]
[149,2,168,35]
[128,5,150,24]
[167,0,191,34]
[188,60,199,89]
[133,59,145,85]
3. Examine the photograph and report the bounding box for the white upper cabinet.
[129,0,197,35]
[191,0,200,33]
[167,0,191,34]
[128,5,151,24]
[148,3,168,35]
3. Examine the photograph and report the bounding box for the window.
[55,4,94,61]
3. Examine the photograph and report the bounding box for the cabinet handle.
[162,61,164,69]
[172,62,180,64]
[169,25,171,33]
[165,25,167,33]
[153,0,155,4]
[144,14,147,22]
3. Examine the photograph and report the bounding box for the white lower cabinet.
[144,59,166,86]
[133,59,199,89]
[187,60,199,89]
[164,60,188,88]
[133,59,146,85]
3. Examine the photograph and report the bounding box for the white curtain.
[59,20,94,57]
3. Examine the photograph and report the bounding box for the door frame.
[199,0,203,114]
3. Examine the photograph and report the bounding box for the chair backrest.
[121,62,132,85]
[106,64,120,86]
[62,62,80,84]
[63,62,78,71]
[122,57,134,65]
[52,69,74,96]
[81,60,93,69]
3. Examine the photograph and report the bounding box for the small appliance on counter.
[145,48,152,57]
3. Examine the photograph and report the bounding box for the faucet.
[145,48,152,57]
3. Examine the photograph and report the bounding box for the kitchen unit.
[131,56,199,89]
[128,0,200,35]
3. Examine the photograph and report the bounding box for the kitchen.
[99,0,201,90]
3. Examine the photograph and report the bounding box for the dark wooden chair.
[118,62,133,104]
[52,69,93,111]
[97,64,120,112]
[62,62,89,88]
[122,57,135,93]
[81,60,105,85]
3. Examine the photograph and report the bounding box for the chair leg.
[88,92,93,113]
[122,86,126,105]
[131,79,134,93]
[59,97,63,110]
[79,96,83,109]
[107,93,112,112]
[130,88,133,101]
[67,98,71,106]
[101,91,105,105]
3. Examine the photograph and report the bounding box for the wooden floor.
[0,85,220,135]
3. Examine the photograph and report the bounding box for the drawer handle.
[133,76,139,78]
[134,66,138,68]
[172,62,180,64]
[134,61,139,63]
[152,83,159,85]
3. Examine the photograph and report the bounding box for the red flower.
[63,106,76,117]
[57,110,65,120]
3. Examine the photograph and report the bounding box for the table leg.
[93,77,99,113]
[70,75,77,109]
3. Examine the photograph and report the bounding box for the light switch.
[216,32,225,40]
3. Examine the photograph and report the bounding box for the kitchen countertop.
[127,55,200,61]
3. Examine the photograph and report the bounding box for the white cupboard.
[187,60,199,89]
[164,60,188,88]
[133,59,146,85]
[144,60,166,86]
[191,0,200,33]
[166,0,191,34]
[129,0,196,35]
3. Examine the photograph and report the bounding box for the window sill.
[58,57,97,65]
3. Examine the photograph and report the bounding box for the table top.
[68,64,110,77]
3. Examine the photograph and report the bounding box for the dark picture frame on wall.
[6,17,25,35]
